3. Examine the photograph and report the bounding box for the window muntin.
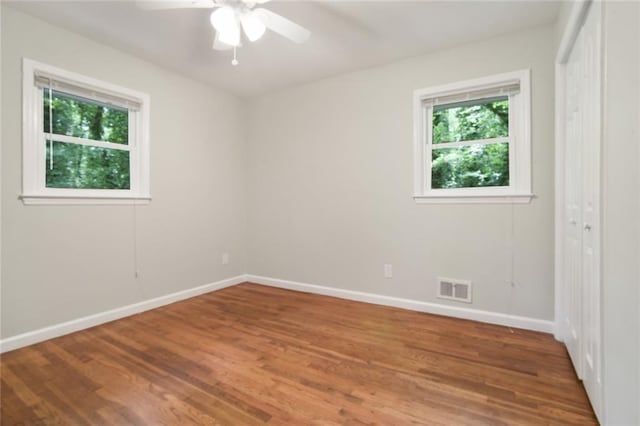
[22,58,150,204]
[413,70,531,203]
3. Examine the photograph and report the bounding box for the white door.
[563,18,584,378]
[562,1,603,420]
[579,2,602,417]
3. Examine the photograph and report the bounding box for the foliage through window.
[44,91,131,189]
[413,70,532,203]
[22,59,150,204]
[431,98,509,189]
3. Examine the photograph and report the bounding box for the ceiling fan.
[137,0,311,65]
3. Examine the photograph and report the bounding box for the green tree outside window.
[431,98,509,189]
[43,90,130,189]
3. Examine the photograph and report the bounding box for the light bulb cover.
[218,28,240,47]
[210,7,240,47]
[241,12,266,42]
[210,7,234,32]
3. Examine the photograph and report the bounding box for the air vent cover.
[437,277,472,303]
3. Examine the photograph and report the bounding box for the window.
[413,70,532,203]
[21,58,150,204]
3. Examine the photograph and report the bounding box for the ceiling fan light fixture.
[217,27,240,47]
[210,7,240,46]
[240,12,266,42]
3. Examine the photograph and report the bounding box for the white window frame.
[21,58,151,205]
[413,69,533,204]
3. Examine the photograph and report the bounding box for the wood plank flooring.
[1,283,597,425]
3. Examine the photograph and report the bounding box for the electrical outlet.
[222,253,229,265]
[384,264,393,279]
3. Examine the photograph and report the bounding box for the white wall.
[1,6,247,339]
[247,26,555,322]
[600,2,639,424]
[554,1,574,51]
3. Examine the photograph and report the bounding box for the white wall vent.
[437,277,472,303]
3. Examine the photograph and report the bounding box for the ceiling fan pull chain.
[232,46,239,66]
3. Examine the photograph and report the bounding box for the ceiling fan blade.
[213,31,233,50]
[136,0,218,11]
[253,8,310,44]
[241,0,270,6]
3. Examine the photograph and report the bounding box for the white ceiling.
[7,1,560,97]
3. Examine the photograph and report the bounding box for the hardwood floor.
[1,283,597,425]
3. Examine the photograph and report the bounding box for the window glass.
[45,140,130,189]
[431,96,510,189]
[43,90,129,145]
[432,97,508,144]
[431,143,509,189]
[42,89,131,190]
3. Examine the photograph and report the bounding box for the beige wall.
[1,6,247,338]
[247,26,556,321]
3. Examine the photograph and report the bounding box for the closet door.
[580,1,602,417]
[563,20,584,378]
[562,1,602,419]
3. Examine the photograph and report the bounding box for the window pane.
[431,143,509,189]
[45,140,130,189]
[43,90,128,145]
[433,98,508,144]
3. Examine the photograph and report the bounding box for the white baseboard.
[1,273,555,353]
[247,274,554,334]
[0,275,247,353]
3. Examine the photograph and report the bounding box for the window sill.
[413,193,534,204]
[20,194,151,205]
